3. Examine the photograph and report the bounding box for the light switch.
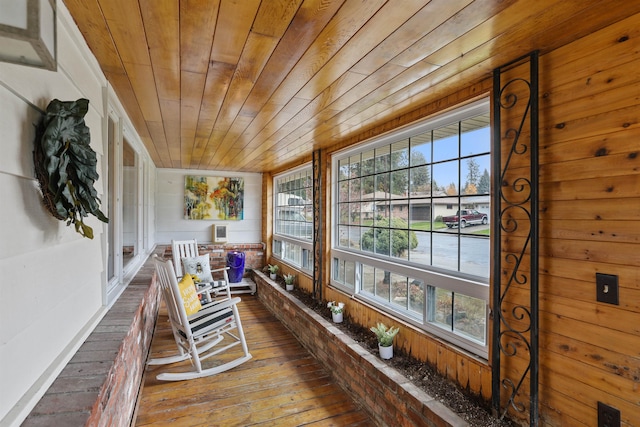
[596,273,619,305]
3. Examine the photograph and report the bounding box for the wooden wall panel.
[504,13,640,426]
[262,11,640,426]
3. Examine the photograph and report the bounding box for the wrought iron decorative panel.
[491,51,539,426]
[313,149,323,301]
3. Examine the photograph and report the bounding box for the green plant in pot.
[283,273,295,291]
[33,98,108,239]
[370,322,399,359]
[266,264,279,279]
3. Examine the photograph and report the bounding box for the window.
[332,99,490,357]
[273,165,314,272]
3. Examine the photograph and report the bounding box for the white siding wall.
[0,4,155,425]
[155,169,262,244]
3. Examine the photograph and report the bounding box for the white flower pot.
[379,344,393,359]
[270,273,277,280]
[332,312,343,323]
[286,284,294,291]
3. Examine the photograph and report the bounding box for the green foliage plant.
[34,98,108,239]
[284,273,295,285]
[370,322,399,347]
[361,217,418,257]
[267,264,279,274]
[327,301,344,314]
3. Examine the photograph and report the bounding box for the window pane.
[391,169,408,195]
[362,264,375,294]
[362,150,375,175]
[408,200,431,229]
[375,267,391,301]
[338,225,349,247]
[339,180,349,202]
[334,258,345,282]
[338,158,350,181]
[432,233,458,271]
[361,201,373,224]
[433,122,459,162]
[349,225,362,250]
[433,160,459,196]
[410,165,430,195]
[390,273,408,310]
[361,175,374,197]
[349,202,361,225]
[391,228,410,260]
[350,154,361,178]
[472,154,491,195]
[409,279,424,316]
[329,259,351,288]
[409,230,430,264]
[375,146,390,173]
[374,228,390,256]
[410,132,431,165]
[430,287,453,330]
[345,260,356,289]
[454,293,486,344]
[338,203,349,224]
[375,173,390,196]
[391,202,408,222]
[273,239,282,257]
[460,235,490,278]
[350,178,361,200]
[461,114,490,157]
[391,140,409,170]
[461,155,490,196]
[374,201,390,226]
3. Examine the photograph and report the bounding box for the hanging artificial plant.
[33,98,108,239]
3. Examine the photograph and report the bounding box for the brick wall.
[252,270,467,427]
[86,272,160,426]
[22,258,161,427]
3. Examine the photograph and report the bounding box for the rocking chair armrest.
[210,266,230,273]
[195,283,213,295]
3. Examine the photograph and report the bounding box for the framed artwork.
[184,176,244,220]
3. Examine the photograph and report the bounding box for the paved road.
[412,224,490,278]
[338,224,491,279]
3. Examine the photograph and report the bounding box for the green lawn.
[410,220,447,231]
[471,228,491,236]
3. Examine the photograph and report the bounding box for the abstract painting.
[184,176,244,220]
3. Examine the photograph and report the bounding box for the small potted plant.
[370,322,399,359]
[327,301,345,323]
[266,264,279,280]
[284,273,295,291]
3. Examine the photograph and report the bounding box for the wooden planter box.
[252,270,467,427]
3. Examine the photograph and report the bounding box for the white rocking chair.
[149,255,252,381]
[171,239,231,302]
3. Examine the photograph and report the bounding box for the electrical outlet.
[596,273,619,305]
[598,401,620,427]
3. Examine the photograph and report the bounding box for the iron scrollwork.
[491,51,539,426]
[313,149,323,301]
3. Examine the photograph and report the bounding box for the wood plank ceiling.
[62,0,636,173]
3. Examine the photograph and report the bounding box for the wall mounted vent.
[213,224,228,243]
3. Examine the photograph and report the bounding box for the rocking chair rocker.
[149,255,252,381]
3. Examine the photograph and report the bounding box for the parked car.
[442,209,488,228]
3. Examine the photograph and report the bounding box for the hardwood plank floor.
[134,295,373,426]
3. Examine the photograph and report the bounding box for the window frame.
[272,163,314,273]
[330,98,491,358]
